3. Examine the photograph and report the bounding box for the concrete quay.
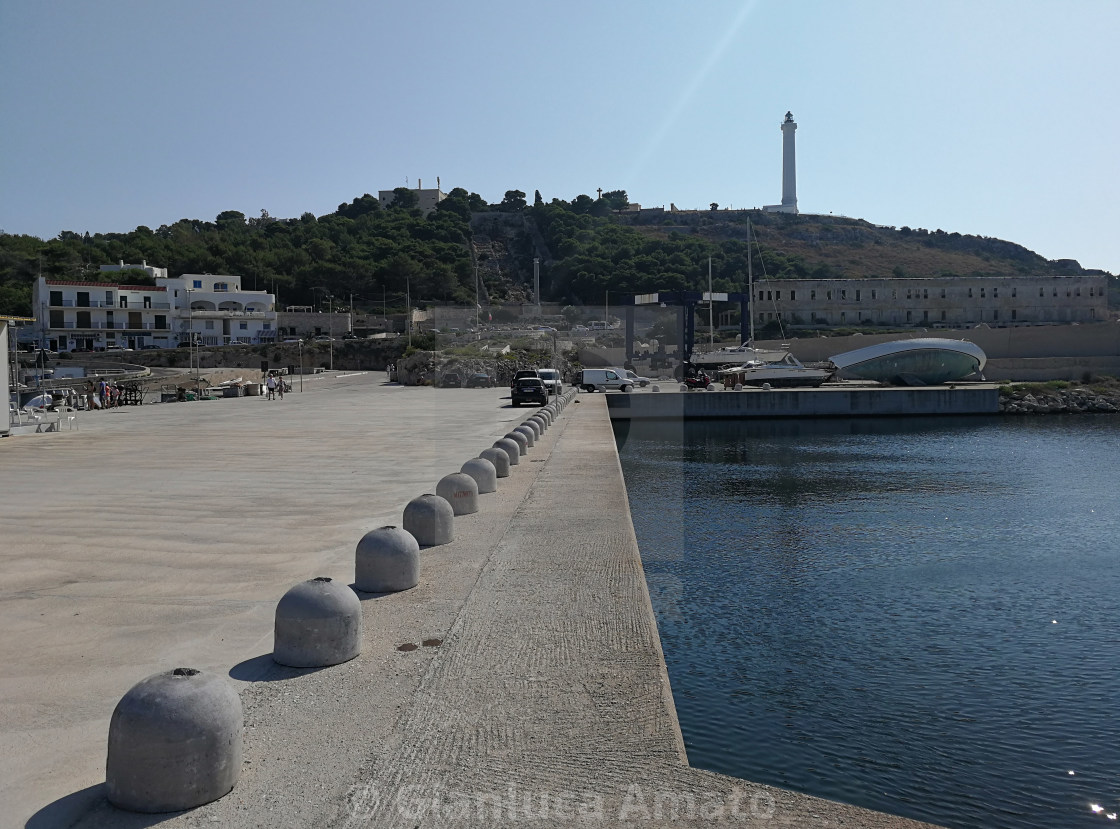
[606,384,1000,420]
[4,375,937,828]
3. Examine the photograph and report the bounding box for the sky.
[2,0,1118,273]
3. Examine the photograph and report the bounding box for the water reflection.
[618,416,1120,829]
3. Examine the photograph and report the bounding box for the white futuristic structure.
[829,338,987,385]
[764,112,798,214]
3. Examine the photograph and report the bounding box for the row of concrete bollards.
[103,390,577,813]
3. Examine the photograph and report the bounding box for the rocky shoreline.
[999,381,1120,414]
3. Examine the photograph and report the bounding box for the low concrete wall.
[605,386,1000,419]
[984,356,1120,381]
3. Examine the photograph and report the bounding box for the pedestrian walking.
[265,374,277,400]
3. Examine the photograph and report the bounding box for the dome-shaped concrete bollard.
[461,457,497,493]
[494,438,521,465]
[436,472,479,515]
[403,493,454,546]
[513,425,535,448]
[521,419,542,438]
[680,384,688,392]
[355,526,420,593]
[706,384,716,391]
[540,409,553,424]
[652,384,661,392]
[734,383,743,391]
[480,446,511,477]
[106,668,243,813]
[529,414,548,431]
[274,577,362,668]
[504,431,528,456]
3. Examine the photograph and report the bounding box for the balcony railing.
[53,322,170,330]
[49,300,171,309]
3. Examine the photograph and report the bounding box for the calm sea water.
[616,415,1120,829]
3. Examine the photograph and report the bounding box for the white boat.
[691,341,789,368]
[718,352,834,388]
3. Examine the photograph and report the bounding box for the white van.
[579,368,633,392]
[536,368,562,395]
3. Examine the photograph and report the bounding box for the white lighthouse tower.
[764,111,798,214]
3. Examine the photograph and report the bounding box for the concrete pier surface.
[4,376,937,828]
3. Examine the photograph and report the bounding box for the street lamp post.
[298,340,304,392]
[328,294,333,371]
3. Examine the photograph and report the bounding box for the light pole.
[327,294,333,371]
[186,288,194,389]
[298,340,304,392]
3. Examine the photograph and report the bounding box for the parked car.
[623,369,652,387]
[536,368,562,395]
[439,372,463,388]
[510,369,541,389]
[511,377,547,407]
[578,368,633,393]
[465,373,495,388]
[312,335,334,343]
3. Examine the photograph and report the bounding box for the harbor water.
[616,415,1120,829]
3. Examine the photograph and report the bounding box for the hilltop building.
[763,112,798,214]
[32,268,276,351]
[378,181,447,215]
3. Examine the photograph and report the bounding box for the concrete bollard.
[480,446,511,477]
[107,668,243,813]
[706,384,716,391]
[494,438,521,465]
[530,414,548,431]
[734,383,743,391]
[403,493,454,545]
[355,526,420,593]
[512,425,535,448]
[680,384,688,392]
[461,457,497,493]
[652,384,661,392]
[522,418,542,438]
[273,577,362,668]
[504,431,529,456]
[436,472,479,515]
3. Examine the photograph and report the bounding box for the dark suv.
[511,377,547,407]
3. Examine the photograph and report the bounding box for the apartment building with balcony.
[33,277,177,351]
[746,275,1109,330]
[32,269,277,351]
[160,274,276,346]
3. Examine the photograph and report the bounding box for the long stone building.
[749,275,1108,329]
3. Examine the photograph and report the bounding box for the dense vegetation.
[1,186,1114,317]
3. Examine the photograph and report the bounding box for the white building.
[162,275,276,346]
[32,271,276,351]
[378,183,447,215]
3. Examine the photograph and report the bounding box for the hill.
[1,190,1115,317]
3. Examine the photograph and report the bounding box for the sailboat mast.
[708,257,714,348]
[747,218,755,345]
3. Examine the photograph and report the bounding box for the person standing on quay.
[265,374,277,400]
[276,374,285,400]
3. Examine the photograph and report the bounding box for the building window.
[981,287,986,298]
[1076,287,1081,296]
[1040,287,1045,297]
[907,289,912,299]
[193,280,202,289]
[1011,310,1017,320]
[1067,289,1071,297]
[923,288,929,299]
[758,290,764,301]
[810,290,816,301]
[215,282,229,292]
[1012,287,1017,297]
[155,315,166,329]
[841,311,846,322]
[120,297,128,308]
[263,322,272,330]
[892,290,897,299]
[50,290,63,306]
[855,290,861,301]
[1054,288,1058,297]
[144,296,151,308]
[940,288,946,298]
[775,291,781,300]
[105,291,113,305]
[767,291,772,301]
[790,290,796,301]
[993,287,998,298]
[906,310,912,322]
[239,322,248,330]
[827,290,833,301]
[993,310,999,321]
[923,310,929,321]
[872,290,877,300]
[841,289,847,300]
[969,288,974,298]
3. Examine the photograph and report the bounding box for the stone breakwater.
[1000,383,1120,414]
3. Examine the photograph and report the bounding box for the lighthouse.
[764,111,799,214]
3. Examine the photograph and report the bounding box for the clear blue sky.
[2,0,1117,273]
